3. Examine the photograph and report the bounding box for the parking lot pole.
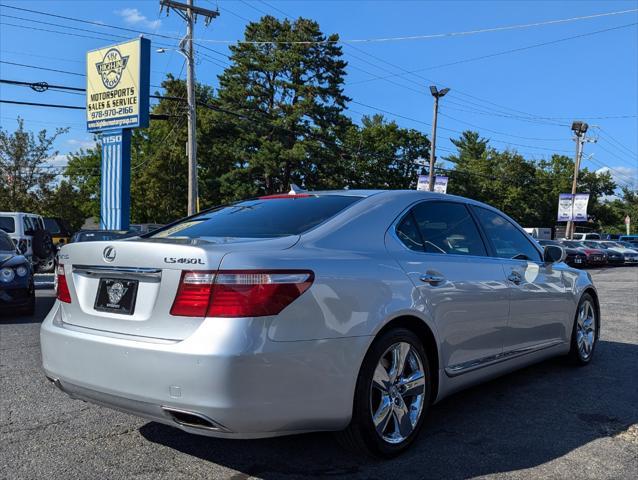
[567,121,589,239]
[428,86,449,191]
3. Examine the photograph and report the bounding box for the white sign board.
[416,175,429,191]
[572,193,590,222]
[433,175,448,194]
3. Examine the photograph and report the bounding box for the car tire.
[336,328,431,457]
[568,293,598,366]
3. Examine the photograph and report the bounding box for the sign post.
[86,37,150,230]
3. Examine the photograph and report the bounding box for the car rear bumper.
[40,302,369,438]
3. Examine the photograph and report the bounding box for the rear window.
[152,195,361,239]
[0,217,15,233]
[44,218,61,234]
[74,232,124,242]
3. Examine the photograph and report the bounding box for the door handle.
[507,272,522,285]
[420,273,445,285]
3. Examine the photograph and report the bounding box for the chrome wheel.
[576,300,596,360]
[370,341,426,444]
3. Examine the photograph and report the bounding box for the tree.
[0,118,68,212]
[342,114,429,189]
[65,144,101,222]
[211,16,352,198]
[445,132,618,228]
[41,181,87,231]
[602,187,638,233]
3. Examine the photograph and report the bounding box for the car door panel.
[471,206,573,353]
[387,200,509,373]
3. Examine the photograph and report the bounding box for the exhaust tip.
[161,407,229,432]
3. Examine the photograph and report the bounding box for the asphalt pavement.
[1,267,637,479]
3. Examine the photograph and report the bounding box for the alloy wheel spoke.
[373,362,391,392]
[390,343,411,383]
[372,395,393,436]
[392,398,413,439]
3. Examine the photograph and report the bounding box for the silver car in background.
[41,190,599,457]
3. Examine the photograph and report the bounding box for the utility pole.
[428,85,450,191]
[160,0,219,215]
[566,121,596,239]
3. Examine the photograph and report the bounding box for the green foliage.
[444,133,621,228]
[0,117,68,212]
[210,16,352,198]
[342,114,429,189]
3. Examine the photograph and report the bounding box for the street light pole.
[566,121,588,239]
[428,85,449,191]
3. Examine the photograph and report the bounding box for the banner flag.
[572,193,590,222]
[557,194,573,222]
[433,175,448,194]
[416,175,429,191]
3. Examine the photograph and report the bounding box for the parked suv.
[0,212,55,273]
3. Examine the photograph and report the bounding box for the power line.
[596,127,638,157]
[349,22,638,85]
[187,7,638,44]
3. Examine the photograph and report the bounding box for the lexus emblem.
[103,246,116,263]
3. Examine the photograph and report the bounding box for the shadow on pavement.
[0,295,55,324]
[140,339,637,479]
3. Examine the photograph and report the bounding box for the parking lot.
[1,267,636,480]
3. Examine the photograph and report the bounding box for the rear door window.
[152,195,362,239]
[397,201,487,256]
[473,207,542,262]
[0,217,15,233]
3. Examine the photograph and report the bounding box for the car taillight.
[170,271,215,317]
[170,270,314,318]
[56,264,71,303]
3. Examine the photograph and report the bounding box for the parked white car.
[0,212,54,271]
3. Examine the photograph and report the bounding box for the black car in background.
[537,239,587,268]
[0,229,35,316]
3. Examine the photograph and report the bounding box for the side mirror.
[543,245,566,264]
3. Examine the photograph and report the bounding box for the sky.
[1,0,637,191]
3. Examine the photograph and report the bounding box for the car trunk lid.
[57,236,298,340]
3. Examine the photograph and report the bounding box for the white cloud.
[116,8,161,30]
[48,154,69,167]
[596,166,638,190]
[67,138,96,150]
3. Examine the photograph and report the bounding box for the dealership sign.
[87,37,150,230]
[557,193,590,222]
[86,38,150,132]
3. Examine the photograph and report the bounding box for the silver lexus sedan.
[41,190,599,457]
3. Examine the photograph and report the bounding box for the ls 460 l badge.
[164,257,205,265]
